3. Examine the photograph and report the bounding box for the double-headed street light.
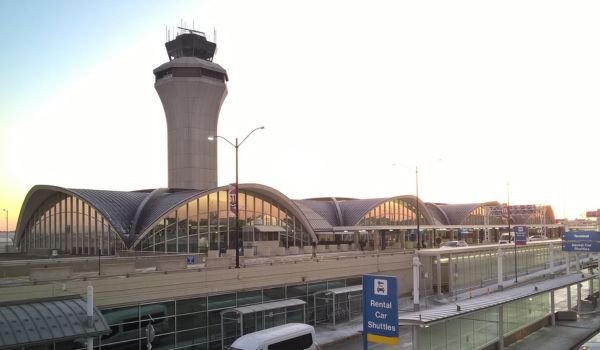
[393,164,421,250]
[208,126,264,268]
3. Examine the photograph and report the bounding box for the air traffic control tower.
[154,28,228,190]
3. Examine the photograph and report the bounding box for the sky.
[1,0,600,230]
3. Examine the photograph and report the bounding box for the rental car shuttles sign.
[362,274,399,346]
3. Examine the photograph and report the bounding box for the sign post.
[362,274,399,349]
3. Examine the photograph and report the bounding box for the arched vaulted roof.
[295,195,436,228]
[15,185,150,247]
[16,184,555,251]
[16,184,321,249]
[435,201,501,225]
[424,203,450,225]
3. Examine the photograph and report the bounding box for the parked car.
[440,240,468,248]
[529,235,548,241]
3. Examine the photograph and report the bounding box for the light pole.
[2,209,7,253]
[507,183,517,283]
[209,126,264,268]
[393,164,420,250]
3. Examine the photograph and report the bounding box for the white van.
[229,323,320,350]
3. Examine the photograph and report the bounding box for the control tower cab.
[154,28,228,190]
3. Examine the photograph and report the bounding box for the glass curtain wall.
[417,292,551,350]
[445,244,559,294]
[137,191,311,254]
[22,193,125,255]
[68,277,362,350]
[355,199,421,226]
[355,199,423,249]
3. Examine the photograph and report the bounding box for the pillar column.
[448,254,455,298]
[550,291,556,327]
[497,246,504,289]
[437,254,443,296]
[413,255,421,311]
[498,305,504,350]
[577,283,582,314]
[549,243,554,275]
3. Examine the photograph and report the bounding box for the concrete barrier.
[226,249,238,257]
[257,246,271,257]
[316,245,327,253]
[288,246,300,255]
[205,257,233,269]
[29,266,72,282]
[274,247,286,256]
[101,263,136,276]
[304,246,313,254]
[339,244,349,252]
[27,248,53,257]
[328,245,338,252]
[208,250,220,259]
[156,259,188,272]
[243,248,255,257]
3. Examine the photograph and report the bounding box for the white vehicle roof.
[231,323,314,349]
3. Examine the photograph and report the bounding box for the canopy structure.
[399,273,595,326]
[313,285,363,330]
[0,297,109,349]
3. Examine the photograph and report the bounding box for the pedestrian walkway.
[315,267,599,349]
[506,311,600,349]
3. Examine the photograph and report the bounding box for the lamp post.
[393,164,421,250]
[507,183,517,283]
[209,126,264,268]
[2,209,7,253]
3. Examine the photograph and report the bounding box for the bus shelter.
[313,285,362,330]
[220,299,306,349]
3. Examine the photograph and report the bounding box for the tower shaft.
[154,30,228,190]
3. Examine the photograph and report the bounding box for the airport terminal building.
[2,29,574,350]
[15,185,558,258]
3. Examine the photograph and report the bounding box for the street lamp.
[393,164,421,250]
[2,209,7,253]
[507,183,517,283]
[208,126,264,268]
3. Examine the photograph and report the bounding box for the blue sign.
[562,241,600,252]
[562,231,600,252]
[514,226,527,246]
[362,274,398,346]
[562,231,600,242]
[186,256,195,264]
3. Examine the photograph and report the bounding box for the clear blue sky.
[2,0,600,230]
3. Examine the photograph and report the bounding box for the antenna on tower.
[213,27,217,44]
